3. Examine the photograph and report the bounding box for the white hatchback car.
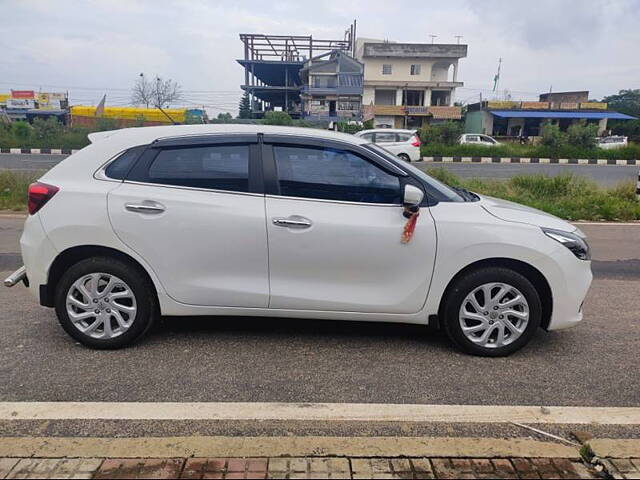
[354,129,421,162]
[5,125,592,356]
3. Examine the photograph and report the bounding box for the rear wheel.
[54,257,157,349]
[398,153,411,162]
[442,267,541,356]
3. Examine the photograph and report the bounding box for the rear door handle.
[125,202,166,214]
[272,216,312,229]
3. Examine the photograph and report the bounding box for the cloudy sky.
[1,0,638,114]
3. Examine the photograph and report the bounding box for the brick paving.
[599,458,640,479]
[0,457,602,479]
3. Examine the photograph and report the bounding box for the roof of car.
[356,129,417,135]
[88,124,369,146]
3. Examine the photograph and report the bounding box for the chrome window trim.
[265,194,400,207]
[121,180,265,198]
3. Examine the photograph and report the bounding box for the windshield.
[365,144,465,202]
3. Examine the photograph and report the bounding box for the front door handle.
[125,202,166,214]
[272,216,312,229]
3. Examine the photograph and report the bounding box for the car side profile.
[459,133,501,146]
[354,129,421,162]
[5,125,592,356]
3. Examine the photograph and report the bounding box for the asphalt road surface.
[1,153,639,187]
[1,215,639,412]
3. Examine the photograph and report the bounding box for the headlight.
[542,227,591,260]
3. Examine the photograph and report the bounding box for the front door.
[264,142,437,314]
[108,140,269,307]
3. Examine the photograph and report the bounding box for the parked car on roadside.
[595,136,628,150]
[459,133,501,146]
[354,129,421,162]
[5,124,592,356]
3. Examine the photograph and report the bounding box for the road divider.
[1,402,639,425]
[0,148,77,155]
[422,156,638,165]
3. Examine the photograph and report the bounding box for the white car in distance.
[459,133,501,146]
[4,125,592,356]
[354,129,422,162]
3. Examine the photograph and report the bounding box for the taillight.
[28,182,59,215]
[411,135,421,147]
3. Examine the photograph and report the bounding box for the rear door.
[107,136,269,307]
[262,137,437,313]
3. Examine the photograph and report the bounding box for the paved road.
[417,162,639,187]
[1,153,639,187]
[1,216,638,413]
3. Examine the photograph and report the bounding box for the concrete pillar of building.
[424,89,432,107]
[598,118,608,135]
[453,61,458,83]
[395,89,403,106]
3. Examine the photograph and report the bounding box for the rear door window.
[139,145,250,192]
[375,132,397,143]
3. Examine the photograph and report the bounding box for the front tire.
[54,256,157,349]
[442,267,542,356]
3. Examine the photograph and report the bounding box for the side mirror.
[403,184,424,208]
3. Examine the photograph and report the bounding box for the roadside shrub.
[539,122,564,149]
[32,117,64,144]
[261,111,293,126]
[335,121,363,134]
[11,122,32,142]
[419,121,463,146]
[566,122,598,149]
[95,117,118,131]
[0,170,43,211]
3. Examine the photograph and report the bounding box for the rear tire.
[54,256,157,349]
[442,267,541,357]
[398,153,411,162]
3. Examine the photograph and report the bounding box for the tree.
[238,92,251,119]
[132,73,182,108]
[539,122,564,149]
[217,112,233,122]
[261,111,293,126]
[602,89,640,117]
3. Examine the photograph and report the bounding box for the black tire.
[442,267,542,357]
[54,256,157,349]
[398,153,411,162]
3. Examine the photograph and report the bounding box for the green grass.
[425,167,640,221]
[421,142,640,160]
[0,170,43,211]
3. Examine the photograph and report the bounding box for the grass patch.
[425,167,640,221]
[421,142,640,160]
[0,170,43,211]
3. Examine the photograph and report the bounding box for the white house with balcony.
[355,39,467,129]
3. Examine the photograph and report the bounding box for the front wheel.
[442,267,542,356]
[54,257,157,349]
[398,153,411,162]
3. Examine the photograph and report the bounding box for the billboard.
[7,98,35,109]
[11,90,35,99]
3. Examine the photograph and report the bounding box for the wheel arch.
[42,245,158,307]
[437,257,553,330]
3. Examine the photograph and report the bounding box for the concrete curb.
[422,156,639,165]
[0,148,77,155]
[587,439,640,459]
[0,436,581,459]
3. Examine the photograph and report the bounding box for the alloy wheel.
[458,282,530,348]
[65,273,137,339]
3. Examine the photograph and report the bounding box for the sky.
[1,0,638,115]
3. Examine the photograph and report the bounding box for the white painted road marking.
[1,402,639,425]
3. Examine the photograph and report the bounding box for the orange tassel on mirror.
[401,209,419,244]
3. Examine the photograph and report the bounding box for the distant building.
[237,23,356,119]
[299,50,364,122]
[1,90,69,123]
[355,39,467,129]
[465,93,636,137]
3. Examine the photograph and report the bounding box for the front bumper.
[3,266,27,288]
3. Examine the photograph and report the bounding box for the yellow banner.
[580,102,607,110]
[0,93,9,104]
[487,101,520,109]
[559,102,579,110]
[521,101,549,109]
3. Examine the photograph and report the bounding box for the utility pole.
[455,35,463,44]
[403,83,408,129]
[429,35,437,44]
